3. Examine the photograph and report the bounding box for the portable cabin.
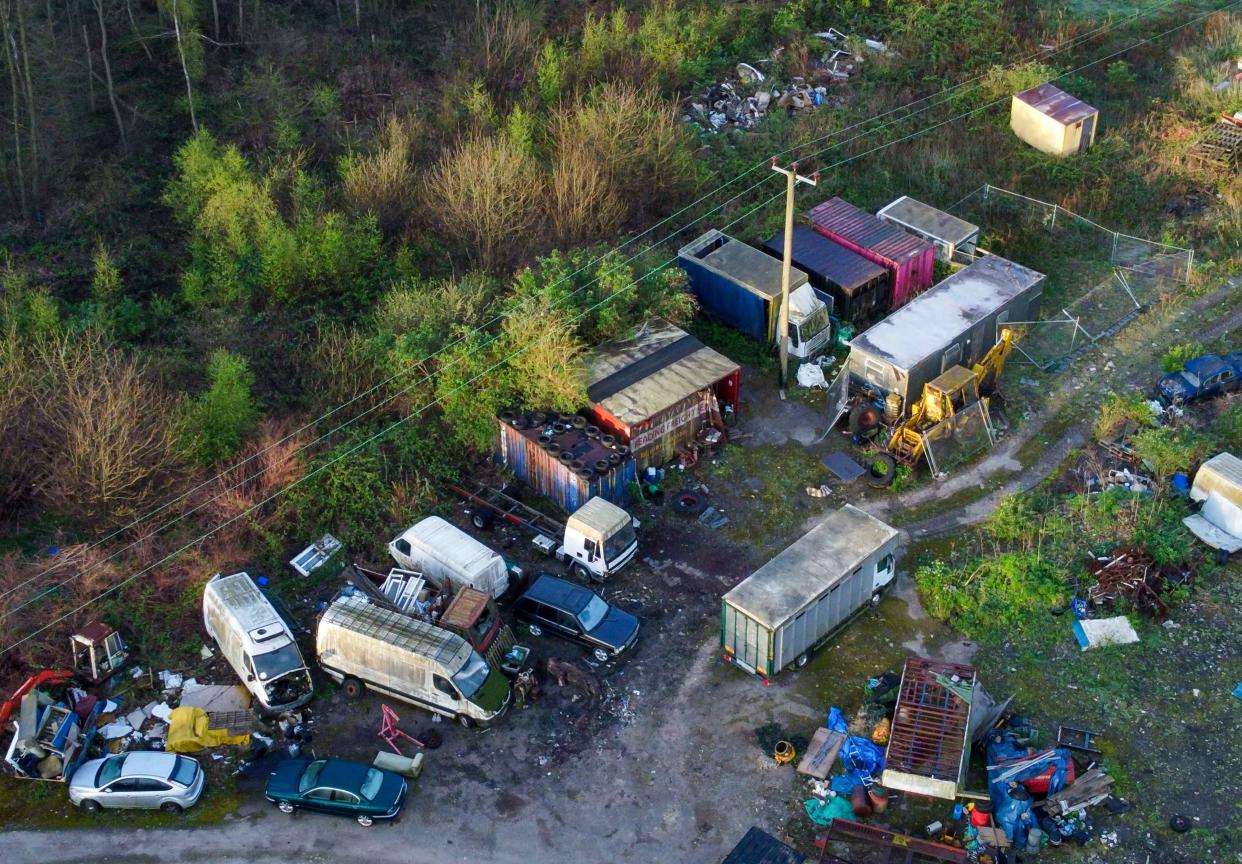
[496,410,637,512]
[876,196,980,263]
[721,505,899,681]
[846,254,1044,412]
[588,320,740,470]
[1010,84,1098,156]
[882,656,977,800]
[762,225,890,323]
[805,197,936,309]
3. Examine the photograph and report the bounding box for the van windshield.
[252,642,304,681]
[604,523,637,564]
[452,652,490,699]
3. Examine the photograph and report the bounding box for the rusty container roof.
[1014,83,1097,125]
[805,197,934,263]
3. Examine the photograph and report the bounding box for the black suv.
[514,575,639,662]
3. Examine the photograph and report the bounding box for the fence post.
[1050,204,1057,231]
[1111,231,1119,262]
[1186,248,1195,281]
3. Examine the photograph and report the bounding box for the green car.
[265,758,407,827]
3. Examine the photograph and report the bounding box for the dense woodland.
[1,0,1239,669]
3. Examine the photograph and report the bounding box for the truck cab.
[786,284,833,360]
[560,498,638,582]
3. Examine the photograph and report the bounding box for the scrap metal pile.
[1084,546,1191,619]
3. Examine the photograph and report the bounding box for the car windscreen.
[252,641,304,681]
[451,652,490,699]
[359,768,384,801]
[604,523,637,563]
[170,756,198,787]
[298,760,325,793]
[95,755,125,787]
[1181,371,1201,388]
[577,594,609,630]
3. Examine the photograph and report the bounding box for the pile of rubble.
[1084,546,1192,619]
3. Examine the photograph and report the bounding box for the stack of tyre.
[499,409,630,483]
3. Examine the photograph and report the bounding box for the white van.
[316,590,510,728]
[388,517,510,599]
[202,573,313,715]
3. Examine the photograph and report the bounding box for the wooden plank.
[798,727,846,779]
[974,826,1011,848]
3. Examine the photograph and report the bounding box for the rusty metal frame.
[884,657,976,790]
[817,820,967,864]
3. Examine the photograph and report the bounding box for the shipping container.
[762,225,889,323]
[806,197,936,309]
[847,253,1044,413]
[1011,83,1098,156]
[876,196,980,263]
[496,412,637,512]
[677,230,833,359]
[588,320,740,471]
[721,505,899,680]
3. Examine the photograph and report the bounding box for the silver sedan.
[68,751,205,813]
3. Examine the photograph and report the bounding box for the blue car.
[514,575,639,662]
[1158,352,1242,403]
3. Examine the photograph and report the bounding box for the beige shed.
[1010,84,1098,156]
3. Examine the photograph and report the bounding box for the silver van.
[202,572,313,715]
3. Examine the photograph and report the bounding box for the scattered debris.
[1085,546,1190,619]
[697,505,729,529]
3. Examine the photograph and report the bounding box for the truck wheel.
[472,509,495,531]
[1216,547,1230,565]
[342,677,366,701]
[795,653,809,669]
[572,563,591,582]
[79,799,102,813]
[528,623,543,637]
[278,800,295,814]
[456,714,475,729]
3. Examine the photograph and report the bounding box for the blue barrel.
[1171,472,1190,496]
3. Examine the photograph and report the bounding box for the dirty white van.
[202,573,313,715]
[388,516,510,599]
[316,589,510,727]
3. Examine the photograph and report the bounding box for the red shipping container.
[806,197,936,310]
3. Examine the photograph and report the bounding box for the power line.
[2,0,1215,614]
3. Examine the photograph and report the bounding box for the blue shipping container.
[496,418,636,513]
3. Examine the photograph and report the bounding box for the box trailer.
[721,505,899,681]
[847,253,1044,412]
[762,225,889,323]
[806,197,936,310]
[389,517,510,599]
[678,229,833,360]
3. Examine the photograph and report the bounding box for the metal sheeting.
[1014,83,1097,125]
[497,420,636,512]
[876,196,979,247]
[720,827,806,864]
[805,197,934,263]
[762,225,887,294]
[587,320,740,429]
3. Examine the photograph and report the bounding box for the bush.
[915,552,1068,642]
[340,117,420,240]
[179,350,262,466]
[1094,392,1157,439]
[1132,425,1211,477]
[1160,342,1205,373]
[278,436,392,555]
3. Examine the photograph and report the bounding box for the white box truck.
[389,516,510,599]
[721,505,899,682]
[316,590,511,727]
[202,572,313,714]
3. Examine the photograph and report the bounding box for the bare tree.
[91,0,126,152]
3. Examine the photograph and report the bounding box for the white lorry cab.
[388,517,510,599]
[557,497,638,582]
[202,573,313,715]
[316,590,511,728]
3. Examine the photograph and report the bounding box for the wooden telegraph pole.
[770,158,818,391]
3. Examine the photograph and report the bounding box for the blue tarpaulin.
[826,707,885,787]
[986,732,1073,847]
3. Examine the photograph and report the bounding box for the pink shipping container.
[805,197,936,310]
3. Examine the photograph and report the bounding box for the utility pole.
[770,158,818,391]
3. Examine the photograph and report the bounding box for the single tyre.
[357,814,375,827]
[557,451,574,464]
[592,647,611,663]
[867,453,897,488]
[570,459,585,471]
[498,409,518,424]
[593,459,611,473]
[672,490,705,515]
[572,563,591,582]
[529,411,548,425]
[1169,815,1191,833]
[79,799,102,813]
[510,416,529,430]
[585,425,600,439]
[1215,547,1230,565]
[795,653,809,668]
[546,442,561,455]
[160,801,183,815]
[528,623,543,637]
[457,714,474,729]
[570,415,587,429]
[342,676,366,701]
[607,452,623,466]
[278,800,295,814]
[415,728,443,749]
[576,468,594,481]
[471,509,495,531]
[601,434,617,447]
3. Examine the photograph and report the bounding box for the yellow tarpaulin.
[165,706,250,753]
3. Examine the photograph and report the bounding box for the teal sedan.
[265,758,407,827]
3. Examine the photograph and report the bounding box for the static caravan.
[876,196,980,263]
[721,505,899,682]
[805,197,936,309]
[762,225,889,323]
[847,254,1044,412]
[1010,84,1098,156]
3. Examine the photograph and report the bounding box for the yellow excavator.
[885,327,1014,469]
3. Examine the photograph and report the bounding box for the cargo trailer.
[721,505,899,681]
[847,253,1043,414]
[762,225,889,324]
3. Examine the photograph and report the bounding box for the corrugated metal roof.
[762,226,887,292]
[587,320,739,427]
[805,197,934,263]
[320,591,470,669]
[850,254,1044,371]
[723,505,898,629]
[1014,83,1097,125]
[680,229,809,301]
[876,196,980,246]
